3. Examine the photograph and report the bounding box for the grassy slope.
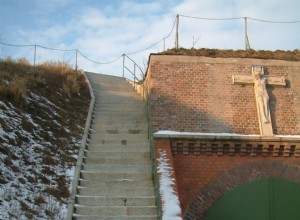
[0,58,90,219]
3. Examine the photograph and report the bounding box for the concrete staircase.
[72,72,157,219]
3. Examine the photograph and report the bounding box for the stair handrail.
[66,72,95,220]
[123,54,162,220]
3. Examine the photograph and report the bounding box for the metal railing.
[123,54,162,219]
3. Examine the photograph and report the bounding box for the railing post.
[244,17,250,50]
[134,64,136,89]
[175,14,179,49]
[33,45,37,66]
[75,49,78,71]
[122,54,125,78]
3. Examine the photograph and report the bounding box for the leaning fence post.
[122,54,125,78]
[244,17,250,50]
[34,45,37,66]
[175,14,179,49]
[75,49,78,71]
[134,63,136,89]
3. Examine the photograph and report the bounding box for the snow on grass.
[0,93,81,219]
[157,149,182,220]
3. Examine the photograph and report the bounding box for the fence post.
[244,17,250,50]
[34,45,37,66]
[175,14,179,49]
[75,49,78,71]
[122,54,125,78]
[134,63,136,89]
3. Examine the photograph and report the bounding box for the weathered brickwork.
[154,139,300,219]
[147,55,300,135]
[180,157,300,220]
[170,139,300,157]
[147,55,300,219]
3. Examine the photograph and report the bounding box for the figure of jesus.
[252,66,270,124]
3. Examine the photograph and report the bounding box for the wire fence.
[1,14,299,77]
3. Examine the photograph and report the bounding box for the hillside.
[0,58,90,219]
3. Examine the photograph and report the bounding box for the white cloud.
[1,0,299,76]
[32,0,71,10]
[171,0,300,50]
[118,1,162,15]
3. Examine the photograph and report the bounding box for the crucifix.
[232,65,286,136]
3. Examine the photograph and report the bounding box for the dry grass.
[0,58,85,105]
[0,57,91,218]
[160,48,300,61]
[0,77,28,101]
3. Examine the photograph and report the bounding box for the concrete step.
[93,106,146,112]
[76,196,156,206]
[91,84,137,91]
[82,164,151,173]
[93,110,146,116]
[88,128,148,135]
[91,119,148,127]
[84,151,150,159]
[83,157,151,165]
[77,187,155,197]
[93,103,145,109]
[95,98,143,105]
[92,90,137,95]
[87,139,149,147]
[89,128,147,135]
[88,131,147,137]
[86,140,149,147]
[86,144,149,152]
[94,92,143,99]
[88,134,148,142]
[90,121,147,128]
[73,215,157,220]
[78,180,153,188]
[80,171,152,181]
[93,90,142,96]
[74,206,157,216]
[93,109,146,117]
[91,114,146,121]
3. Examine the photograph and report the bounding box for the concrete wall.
[147,55,300,135]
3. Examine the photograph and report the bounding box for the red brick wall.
[148,55,300,219]
[154,139,300,219]
[147,55,300,135]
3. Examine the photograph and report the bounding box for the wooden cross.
[232,65,286,136]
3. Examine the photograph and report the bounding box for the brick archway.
[184,160,300,220]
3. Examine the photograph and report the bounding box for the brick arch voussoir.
[184,160,300,220]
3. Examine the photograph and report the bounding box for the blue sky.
[1,0,299,76]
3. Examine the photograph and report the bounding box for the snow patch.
[0,93,82,219]
[155,130,259,136]
[157,149,182,220]
[155,130,300,139]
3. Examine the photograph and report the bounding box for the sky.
[0,0,300,78]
